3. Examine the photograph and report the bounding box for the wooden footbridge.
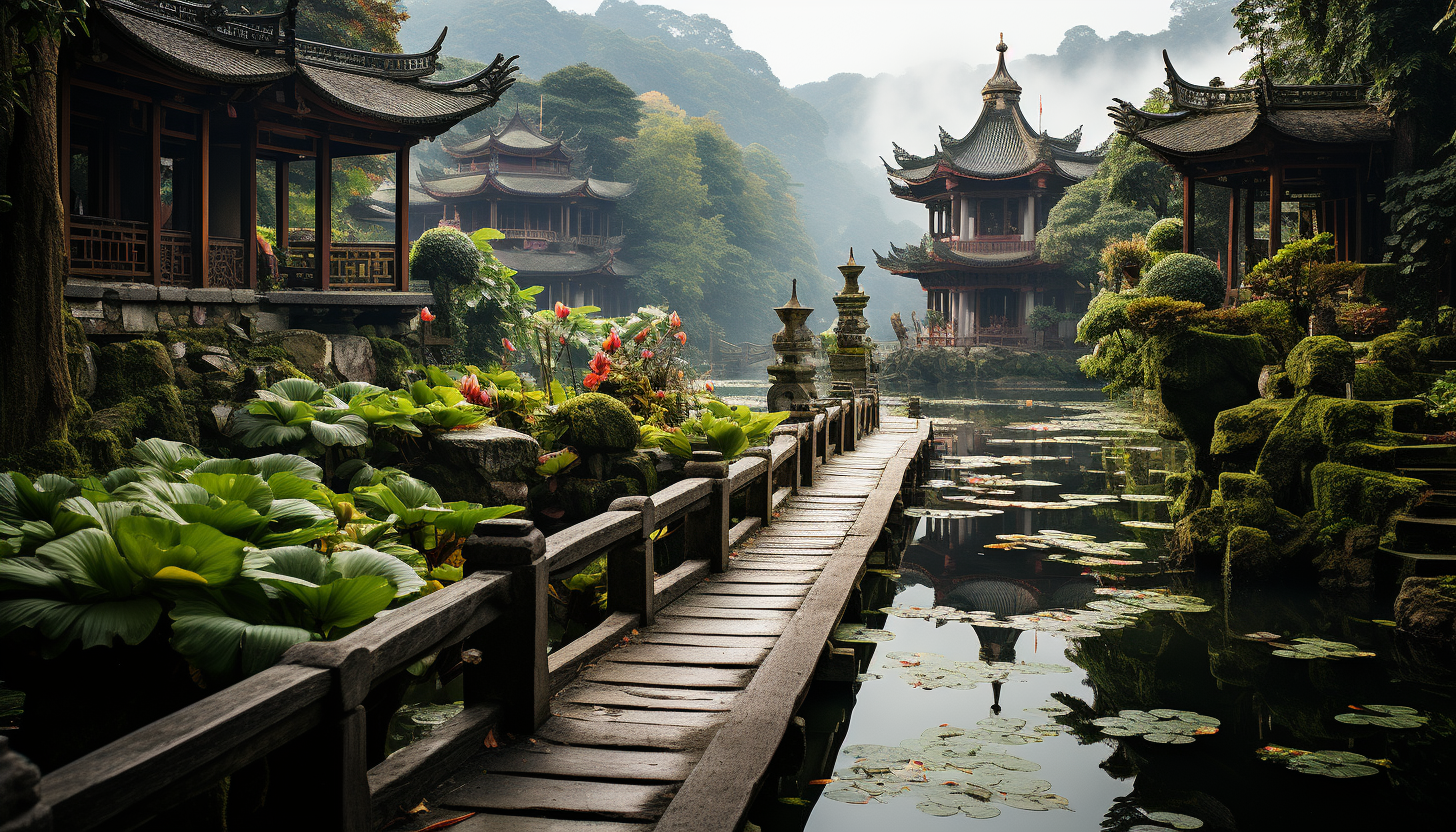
[21,396,931,832]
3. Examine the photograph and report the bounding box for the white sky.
[551,0,1194,87]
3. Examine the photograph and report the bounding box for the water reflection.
[767,391,1456,832]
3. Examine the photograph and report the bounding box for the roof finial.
[997,34,1007,53]
[790,279,798,303]
[847,247,856,266]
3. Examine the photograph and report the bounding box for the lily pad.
[1144,811,1204,829]
[881,651,1071,691]
[833,625,895,643]
[1257,745,1382,778]
[1121,520,1176,530]
[1090,709,1219,742]
[1269,637,1374,660]
[1334,705,1428,729]
[1120,494,1174,502]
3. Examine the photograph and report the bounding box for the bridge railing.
[32,390,881,832]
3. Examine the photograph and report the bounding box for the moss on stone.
[367,336,412,389]
[95,340,175,399]
[610,452,659,495]
[1171,506,1225,571]
[1164,472,1191,519]
[1310,461,1427,534]
[1224,525,1278,585]
[1285,336,1354,395]
[1352,361,1411,399]
[245,345,292,364]
[1211,398,1294,461]
[1216,472,1276,528]
[1368,331,1421,377]
[553,393,640,453]
[1418,335,1456,364]
[557,475,640,523]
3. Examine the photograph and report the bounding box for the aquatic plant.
[1090,709,1220,744]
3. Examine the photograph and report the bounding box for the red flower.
[603,330,622,353]
[669,311,682,328]
[674,331,687,346]
[589,351,612,376]
[705,381,715,392]
[554,302,570,319]
[559,335,567,345]
[459,374,491,407]
[633,329,648,343]
[502,337,516,352]
[641,349,654,359]
[655,390,666,399]
[583,373,605,390]
[420,307,436,323]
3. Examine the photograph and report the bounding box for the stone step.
[1378,545,1456,578]
[1395,467,1456,489]
[1393,515,1456,550]
[1411,491,1456,517]
[1387,444,1456,467]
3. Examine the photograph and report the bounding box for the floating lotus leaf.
[922,480,958,489]
[1122,520,1175,530]
[879,605,993,622]
[832,624,895,643]
[1062,494,1121,502]
[903,507,1000,519]
[1144,811,1205,829]
[1268,637,1373,660]
[1257,745,1382,778]
[825,725,1069,818]
[1092,709,1219,742]
[880,652,1070,691]
[1121,494,1173,502]
[1334,705,1428,728]
[1029,700,1072,716]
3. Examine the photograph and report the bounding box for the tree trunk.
[0,34,74,458]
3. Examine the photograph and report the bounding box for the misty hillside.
[400,0,1246,341]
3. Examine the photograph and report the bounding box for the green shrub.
[1146,218,1183,254]
[1077,291,1137,343]
[1426,370,1456,417]
[1234,300,1303,355]
[408,227,482,288]
[1100,237,1153,290]
[1125,297,1206,335]
[1140,253,1224,308]
[1285,336,1354,396]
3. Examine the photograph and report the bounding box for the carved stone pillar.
[767,279,818,417]
[827,249,872,389]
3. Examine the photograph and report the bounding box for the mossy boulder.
[1418,335,1456,363]
[1285,336,1353,396]
[610,453,659,495]
[1215,473,1276,528]
[1312,522,1379,591]
[260,330,335,381]
[1367,331,1421,376]
[1257,364,1293,399]
[367,336,412,389]
[1171,506,1225,571]
[558,476,640,523]
[1353,361,1411,399]
[1311,461,1427,533]
[1164,472,1191,519]
[95,340,174,396]
[1224,525,1278,584]
[1211,398,1294,461]
[553,393,639,453]
[1394,577,1456,642]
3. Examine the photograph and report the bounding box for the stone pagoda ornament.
[829,248,872,389]
[766,279,818,415]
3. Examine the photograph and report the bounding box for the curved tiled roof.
[419,171,634,201]
[873,240,1044,274]
[442,111,581,159]
[1108,51,1391,156]
[884,40,1102,185]
[98,0,517,132]
[495,249,638,278]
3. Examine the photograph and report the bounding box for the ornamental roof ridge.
[982,34,1022,97]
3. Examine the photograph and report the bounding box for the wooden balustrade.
[945,239,1036,254]
[33,392,883,832]
[68,216,150,279]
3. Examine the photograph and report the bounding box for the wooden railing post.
[278,639,373,831]
[684,450,731,571]
[461,518,549,732]
[799,423,815,486]
[742,446,774,527]
[606,496,656,623]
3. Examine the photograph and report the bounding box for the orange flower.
[641,349,654,359]
[589,351,611,376]
[583,373,605,390]
[633,329,649,343]
[655,390,666,399]
[554,302,570,319]
[502,337,516,352]
[603,331,622,352]
[420,307,436,323]
[559,335,566,345]
[669,311,682,328]
[705,381,714,392]
[458,374,491,406]
[674,331,687,345]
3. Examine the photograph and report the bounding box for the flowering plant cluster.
[576,308,705,424]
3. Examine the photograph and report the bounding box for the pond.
[754,386,1456,832]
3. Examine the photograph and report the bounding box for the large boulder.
[1223,525,1278,584]
[1367,331,1421,377]
[422,425,540,509]
[1215,473,1275,528]
[553,393,639,453]
[1394,577,1456,641]
[261,329,333,379]
[1285,336,1353,396]
[329,335,377,383]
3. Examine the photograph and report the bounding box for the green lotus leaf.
[274,574,395,632]
[249,453,323,482]
[330,381,387,400]
[432,505,524,538]
[114,515,246,586]
[243,545,328,585]
[187,472,275,513]
[308,410,370,447]
[0,595,162,653]
[171,500,271,541]
[230,410,310,447]
[129,438,207,477]
[267,378,328,404]
[1144,812,1203,829]
[266,472,336,508]
[192,458,254,476]
[327,547,425,598]
[35,528,138,595]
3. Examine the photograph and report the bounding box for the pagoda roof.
[98,0,517,132]
[417,170,634,201]
[494,248,640,278]
[442,111,583,159]
[1108,51,1390,157]
[873,239,1045,275]
[883,38,1103,186]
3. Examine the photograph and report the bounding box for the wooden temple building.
[1110,52,1392,298]
[875,38,1103,348]
[351,112,639,316]
[58,0,516,331]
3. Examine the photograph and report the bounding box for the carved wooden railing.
[946,239,1036,254]
[281,242,398,291]
[497,227,558,242]
[917,328,1028,347]
[207,237,248,290]
[158,230,194,287]
[68,216,149,279]
[31,392,885,832]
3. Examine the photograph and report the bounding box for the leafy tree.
[1038,174,1159,288]
[538,63,642,178]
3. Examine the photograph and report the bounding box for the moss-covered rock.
[1367,331,1421,376]
[3,439,84,478]
[367,336,412,389]
[1216,472,1276,527]
[1285,336,1354,396]
[1311,461,1427,533]
[610,453,659,495]
[1224,525,1278,584]
[1353,361,1411,399]
[1171,506,1225,571]
[1257,364,1294,399]
[259,330,335,381]
[95,340,175,397]
[558,476,640,523]
[1211,398,1294,461]
[553,393,640,453]
[1311,522,1379,591]
[1394,576,1456,642]
[1418,335,1456,363]
[1164,472,1192,520]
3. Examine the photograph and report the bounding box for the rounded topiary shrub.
[1139,253,1224,308]
[555,392,639,453]
[1146,217,1183,255]
[408,227,481,287]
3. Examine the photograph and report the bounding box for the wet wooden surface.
[395,417,925,832]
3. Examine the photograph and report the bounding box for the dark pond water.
[749,386,1456,832]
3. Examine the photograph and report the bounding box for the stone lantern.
[766,279,818,415]
[829,249,872,389]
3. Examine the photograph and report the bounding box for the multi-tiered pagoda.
[354,112,638,315]
[876,38,1103,347]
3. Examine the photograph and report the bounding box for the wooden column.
[1182,173,1195,254]
[242,112,257,288]
[1226,186,1239,297]
[197,109,210,288]
[59,65,70,274]
[315,134,331,290]
[150,103,162,286]
[1243,185,1256,269]
[1353,164,1365,262]
[489,198,497,230]
[1269,165,1283,255]
[394,145,409,292]
[276,159,289,254]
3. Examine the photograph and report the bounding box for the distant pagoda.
[353,111,639,315]
[875,37,1102,348]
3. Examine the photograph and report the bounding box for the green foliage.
[544,392,640,453]
[1424,370,1456,417]
[1125,298,1209,335]
[410,227,482,289]
[1139,253,1225,308]
[1146,218,1183,255]
[641,401,788,462]
[1077,291,1137,343]
[1037,175,1158,286]
[1026,306,1078,332]
[1100,237,1154,291]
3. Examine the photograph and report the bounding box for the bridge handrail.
[32,390,881,832]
